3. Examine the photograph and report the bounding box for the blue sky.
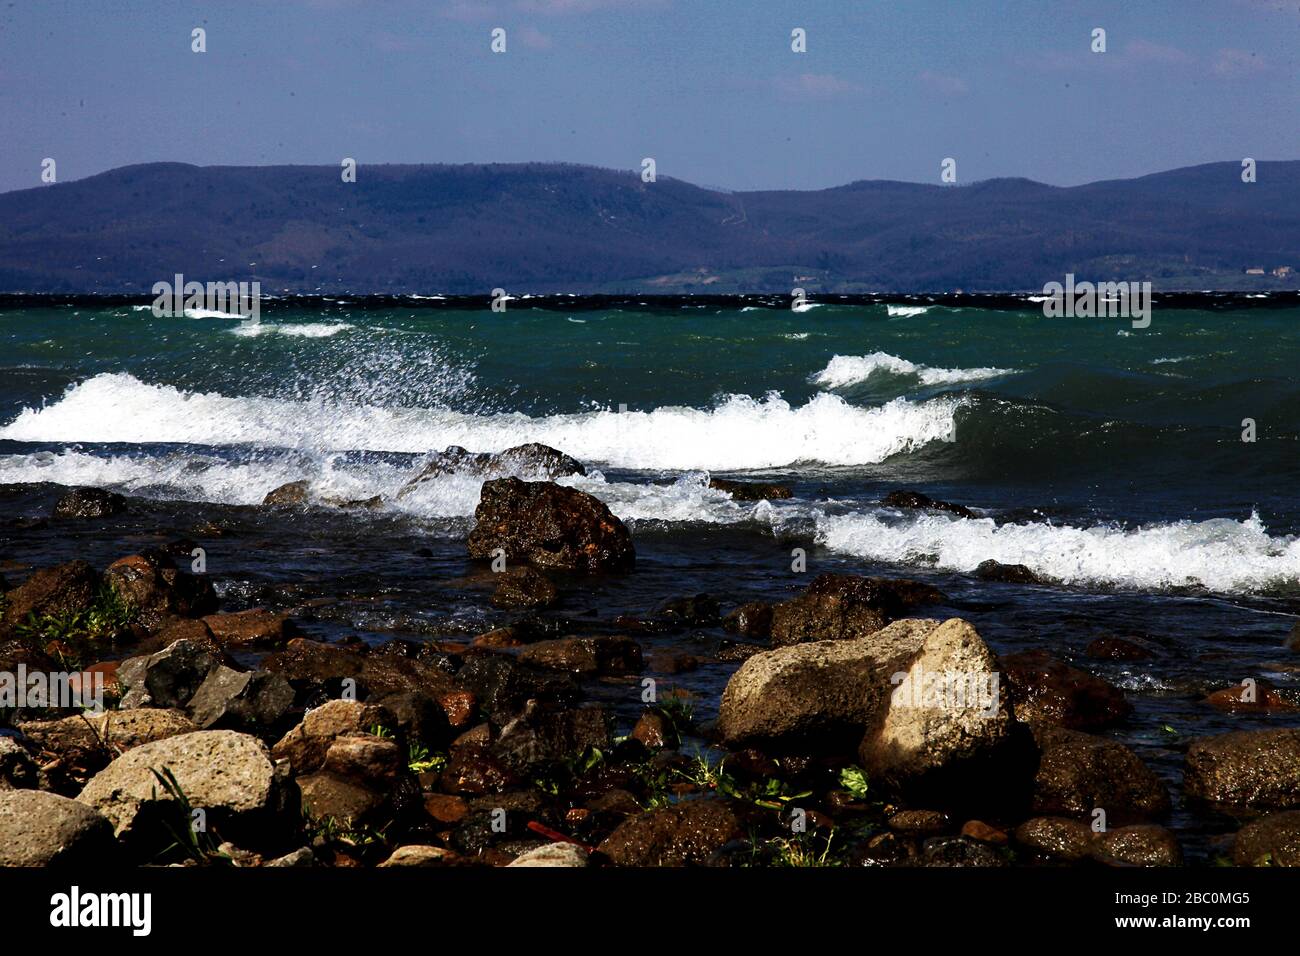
[1,0,1297,194]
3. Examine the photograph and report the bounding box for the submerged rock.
[468,478,635,573]
[973,560,1042,584]
[707,477,793,501]
[490,566,558,609]
[517,635,643,676]
[403,443,586,492]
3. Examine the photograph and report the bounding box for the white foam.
[182,308,250,320]
[886,305,929,317]
[230,322,353,338]
[0,374,963,470]
[812,352,1014,389]
[817,509,1300,594]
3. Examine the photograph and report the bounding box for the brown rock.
[1000,650,1131,731]
[722,601,773,639]
[597,800,743,867]
[424,793,469,824]
[263,481,310,506]
[1090,825,1182,867]
[1232,810,1300,866]
[960,819,1008,845]
[707,478,793,501]
[1,560,100,630]
[517,635,643,676]
[490,567,558,610]
[1184,728,1300,811]
[1031,724,1170,822]
[202,609,298,649]
[769,573,943,647]
[103,553,217,632]
[1085,636,1156,661]
[1013,816,1094,862]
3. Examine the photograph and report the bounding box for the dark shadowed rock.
[491,700,611,775]
[883,489,976,519]
[118,639,221,710]
[973,560,1042,584]
[0,790,118,866]
[1233,810,1300,866]
[52,487,126,519]
[490,566,558,609]
[103,552,218,632]
[723,601,773,638]
[0,737,39,790]
[769,573,944,647]
[454,650,580,724]
[439,746,518,795]
[1184,729,1300,811]
[1030,724,1170,822]
[517,635,643,676]
[262,480,310,506]
[707,477,793,501]
[1,560,100,631]
[1286,621,1300,652]
[597,799,744,866]
[468,477,634,573]
[403,443,587,492]
[918,836,1009,867]
[1085,636,1157,661]
[187,666,295,732]
[1000,650,1131,730]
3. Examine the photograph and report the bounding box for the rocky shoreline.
[2,447,1299,869]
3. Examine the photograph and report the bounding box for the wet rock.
[508,842,589,867]
[118,639,221,710]
[103,552,218,632]
[262,638,366,701]
[630,710,672,750]
[52,487,127,519]
[1013,816,1094,863]
[454,652,580,724]
[597,799,744,867]
[888,809,950,836]
[769,573,943,647]
[0,737,39,789]
[77,730,290,852]
[1091,825,1182,867]
[714,640,764,663]
[1085,636,1157,661]
[707,478,793,502]
[919,835,1008,866]
[187,666,295,732]
[0,790,118,866]
[1184,728,1300,811]
[883,489,975,519]
[373,691,453,752]
[490,567,558,610]
[718,618,945,753]
[491,701,611,775]
[1232,810,1300,866]
[1000,650,1131,731]
[439,746,518,795]
[723,601,773,638]
[0,560,100,631]
[404,443,587,492]
[961,820,1008,845]
[1284,621,1300,652]
[378,845,462,867]
[423,793,469,824]
[263,481,310,506]
[974,560,1041,584]
[1031,724,1171,821]
[517,635,643,676]
[1204,679,1300,713]
[201,609,299,649]
[467,477,635,573]
[656,593,721,626]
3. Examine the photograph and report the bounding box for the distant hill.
[1,160,1298,293]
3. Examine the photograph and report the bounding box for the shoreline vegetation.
[2,444,1297,869]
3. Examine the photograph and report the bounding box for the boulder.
[117,639,220,710]
[1013,816,1094,863]
[52,487,126,519]
[768,573,943,647]
[378,845,462,867]
[491,701,611,775]
[263,481,310,506]
[597,799,743,866]
[201,609,298,649]
[1184,729,1300,811]
[103,552,218,631]
[0,560,100,630]
[403,443,586,492]
[517,636,643,676]
[270,700,396,775]
[0,790,117,866]
[707,478,793,501]
[1031,724,1170,822]
[77,730,290,852]
[1203,679,1299,713]
[973,560,1042,584]
[1232,810,1300,866]
[20,708,197,754]
[1000,650,1131,731]
[454,652,580,725]
[187,667,295,732]
[883,489,975,519]
[467,478,634,573]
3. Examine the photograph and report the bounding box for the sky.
[1,0,1298,195]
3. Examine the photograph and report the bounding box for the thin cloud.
[773,73,865,101]
[918,70,969,95]
[1213,48,1268,76]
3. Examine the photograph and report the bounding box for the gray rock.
[0,737,39,790]
[118,639,220,710]
[187,666,294,732]
[0,789,118,866]
[508,842,589,867]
